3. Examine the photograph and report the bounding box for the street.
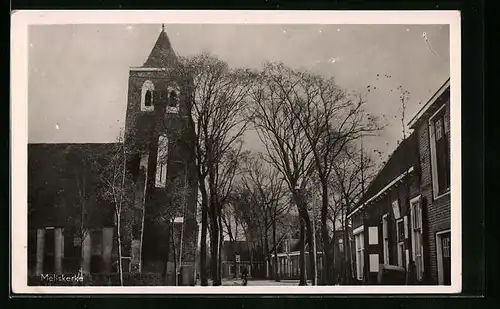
[204,279,313,286]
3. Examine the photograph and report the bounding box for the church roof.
[142,26,178,68]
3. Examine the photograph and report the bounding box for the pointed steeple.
[142,25,178,68]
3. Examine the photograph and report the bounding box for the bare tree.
[330,143,377,284]
[97,135,131,286]
[231,185,265,276]
[239,153,289,281]
[65,147,94,275]
[214,143,248,282]
[172,53,254,285]
[249,62,318,285]
[266,67,381,285]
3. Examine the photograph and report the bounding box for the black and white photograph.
[11,11,461,293]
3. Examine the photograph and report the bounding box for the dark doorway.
[43,228,55,273]
[441,232,451,285]
[28,230,37,274]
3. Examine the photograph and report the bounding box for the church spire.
[142,25,177,68]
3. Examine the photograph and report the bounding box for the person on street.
[241,266,248,285]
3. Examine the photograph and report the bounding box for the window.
[354,228,365,280]
[429,106,450,197]
[396,219,405,267]
[155,135,168,188]
[410,197,424,280]
[382,214,390,265]
[168,90,178,107]
[145,90,152,107]
[140,80,155,112]
[166,85,180,114]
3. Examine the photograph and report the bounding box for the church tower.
[122,25,198,285]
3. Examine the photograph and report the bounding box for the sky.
[28,23,450,161]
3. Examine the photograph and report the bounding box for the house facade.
[347,133,421,284]
[408,78,451,285]
[220,240,267,279]
[270,233,344,283]
[347,78,451,285]
[28,27,199,285]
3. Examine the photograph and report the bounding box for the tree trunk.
[264,232,271,279]
[299,218,307,285]
[209,193,220,286]
[272,219,280,281]
[247,243,254,277]
[321,183,333,285]
[171,221,178,286]
[331,229,337,284]
[116,211,124,286]
[343,203,353,284]
[139,197,146,273]
[161,220,171,285]
[305,214,317,286]
[199,179,209,286]
[218,210,223,281]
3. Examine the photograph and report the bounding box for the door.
[441,232,451,285]
[43,229,55,273]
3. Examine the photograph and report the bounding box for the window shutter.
[368,226,378,245]
[392,200,401,219]
[403,216,408,239]
[382,216,388,239]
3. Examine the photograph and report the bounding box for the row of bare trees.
[247,63,381,285]
[69,52,382,286]
[170,55,382,285]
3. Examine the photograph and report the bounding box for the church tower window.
[155,135,168,188]
[141,80,155,112]
[144,90,152,107]
[166,85,180,114]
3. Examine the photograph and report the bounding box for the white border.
[11,10,461,294]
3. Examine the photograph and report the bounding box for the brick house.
[347,132,421,284]
[28,26,199,285]
[408,78,451,285]
[346,78,451,285]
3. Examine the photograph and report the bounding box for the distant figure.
[406,261,418,285]
[241,267,248,285]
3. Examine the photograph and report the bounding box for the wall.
[124,68,198,284]
[415,97,451,284]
